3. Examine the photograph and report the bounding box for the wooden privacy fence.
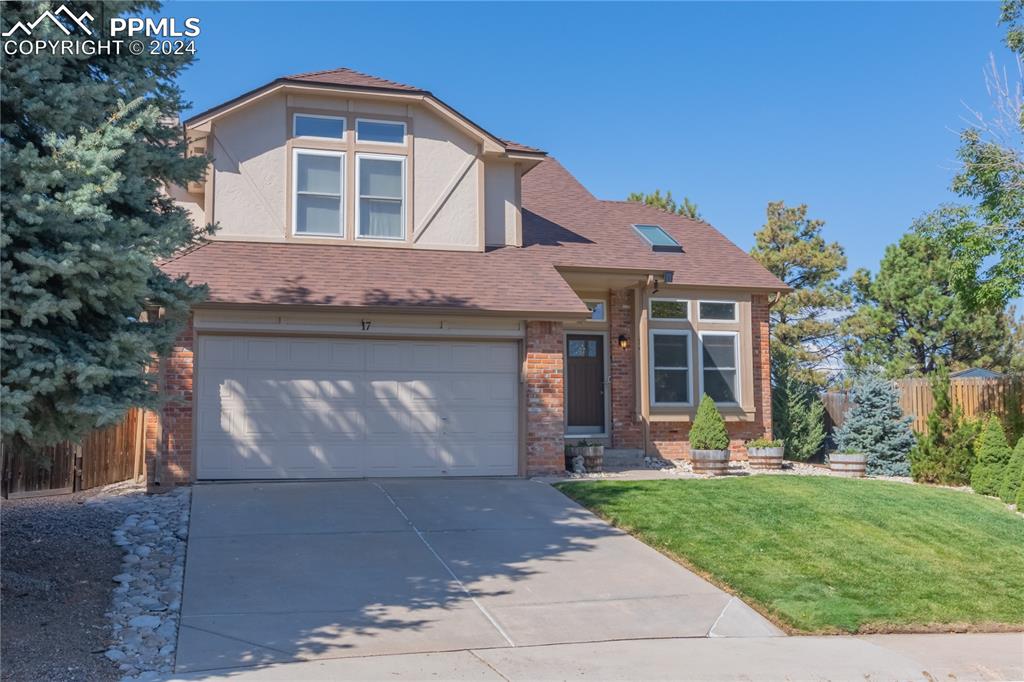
[1,408,145,499]
[823,376,1023,436]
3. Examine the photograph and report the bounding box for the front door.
[566,334,605,433]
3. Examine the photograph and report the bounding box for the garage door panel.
[197,336,519,479]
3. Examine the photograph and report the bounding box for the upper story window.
[294,114,346,140]
[699,301,737,322]
[701,332,739,404]
[357,154,405,240]
[357,119,406,144]
[650,298,689,321]
[650,330,691,406]
[293,149,344,236]
[633,224,682,253]
[585,300,606,321]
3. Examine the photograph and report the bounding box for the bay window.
[649,330,691,405]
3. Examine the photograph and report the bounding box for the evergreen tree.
[998,436,1024,503]
[835,374,916,476]
[751,201,850,384]
[1,1,211,451]
[909,369,980,485]
[770,354,825,461]
[971,417,1013,495]
[626,189,702,220]
[844,214,1013,377]
[690,395,730,450]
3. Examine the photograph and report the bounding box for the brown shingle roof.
[162,158,785,317]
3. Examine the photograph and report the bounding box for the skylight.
[633,224,682,252]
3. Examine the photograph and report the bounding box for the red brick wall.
[145,318,194,491]
[609,288,643,448]
[524,321,565,474]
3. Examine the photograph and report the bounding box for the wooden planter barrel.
[748,446,784,470]
[566,445,603,473]
[830,452,867,478]
[691,449,730,475]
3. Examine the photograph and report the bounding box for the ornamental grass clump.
[690,395,730,450]
[971,417,1013,496]
[835,374,915,476]
[997,437,1024,504]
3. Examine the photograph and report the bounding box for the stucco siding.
[485,161,517,246]
[412,107,480,248]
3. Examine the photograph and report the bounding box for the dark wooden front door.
[566,334,605,430]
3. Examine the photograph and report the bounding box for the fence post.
[72,443,83,492]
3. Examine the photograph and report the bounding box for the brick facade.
[145,319,194,492]
[524,320,566,474]
[609,288,643,449]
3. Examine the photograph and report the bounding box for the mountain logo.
[2,4,94,37]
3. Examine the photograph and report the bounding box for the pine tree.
[750,201,849,385]
[626,189,702,220]
[770,355,825,461]
[971,417,1013,496]
[690,395,730,450]
[909,369,981,485]
[1,1,211,451]
[835,374,916,476]
[998,436,1024,503]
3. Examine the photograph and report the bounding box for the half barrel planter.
[748,446,784,470]
[691,449,730,475]
[829,452,867,478]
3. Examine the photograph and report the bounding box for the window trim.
[648,329,693,407]
[355,152,407,241]
[697,300,739,323]
[291,147,345,238]
[583,299,607,322]
[356,118,407,145]
[292,113,346,140]
[649,298,690,322]
[698,330,740,406]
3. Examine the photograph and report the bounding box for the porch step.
[602,448,645,469]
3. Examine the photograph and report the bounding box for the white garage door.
[196,336,520,479]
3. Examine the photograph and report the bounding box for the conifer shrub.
[835,374,915,476]
[690,395,730,451]
[998,437,1024,503]
[970,417,1013,496]
[909,370,980,485]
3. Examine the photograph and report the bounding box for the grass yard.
[556,476,1024,634]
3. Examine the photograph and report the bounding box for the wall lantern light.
[617,335,630,350]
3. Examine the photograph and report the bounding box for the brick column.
[751,293,773,438]
[145,318,195,492]
[609,288,642,448]
[524,321,565,474]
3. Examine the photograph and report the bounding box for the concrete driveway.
[176,479,781,673]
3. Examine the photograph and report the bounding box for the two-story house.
[151,67,787,485]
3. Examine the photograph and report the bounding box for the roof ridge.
[286,66,351,79]
[600,198,711,226]
[285,66,424,92]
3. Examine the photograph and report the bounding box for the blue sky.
[172,1,1013,292]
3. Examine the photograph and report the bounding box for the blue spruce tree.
[835,374,916,476]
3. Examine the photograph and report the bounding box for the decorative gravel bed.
[0,482,191,682]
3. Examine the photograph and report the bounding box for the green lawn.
[556,476,1024,633]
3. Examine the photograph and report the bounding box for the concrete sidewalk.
[164,632,1023,681]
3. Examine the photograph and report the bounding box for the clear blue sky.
[171,1,1013,293]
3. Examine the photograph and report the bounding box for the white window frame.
[356,153,407,241]
[584,299,606,322]
[648,329,692,407]
[292,113,346,140]
[698,331,740,406]
[356,118,407,145]
[291,148,345,238]
[649,298,690,322]
[697,300,738,323]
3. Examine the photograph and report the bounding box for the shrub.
[970,417,1013,496]
[909,370,980,485]
[998,437,1024,503]
[747,437,783,449]
[771,355,825,461]
[835,373,916,476]
[690,395,730,450]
